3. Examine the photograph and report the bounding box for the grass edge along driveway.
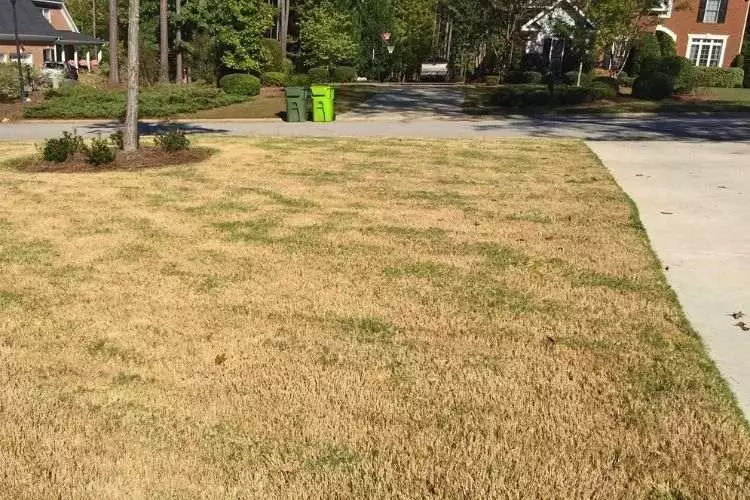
[0,137,748,498]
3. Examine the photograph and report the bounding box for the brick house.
[0,0,102,69]
[653,0,750,68]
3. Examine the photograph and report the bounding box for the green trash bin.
[310,85,335,122]
[285,86,309,123]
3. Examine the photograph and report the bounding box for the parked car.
[41,61,67,83]
[420,57,449,81]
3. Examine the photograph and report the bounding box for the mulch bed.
[18,147,215,173]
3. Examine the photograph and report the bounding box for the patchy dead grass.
[0,137,748,498]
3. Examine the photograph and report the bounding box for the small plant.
[154,127,190,152]
[332,66,357,83]
[85,135,116,166]
[110,130,124,150]
[41,130,85,163]
[261,71,287,87]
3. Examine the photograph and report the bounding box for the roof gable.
[522,0,595,33]
[0,0,58,42]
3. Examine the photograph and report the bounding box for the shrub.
[42,131,85,162]
[523,71,543,84]
[731,54,744,68]
[656,31,676,57]
[332,66,357,83]
[503,70,544,84]
[485,75,500,86]
[154,127,190,152]
[110,130,124,150]
[86,135,116,165]
[308,66,330,83]
[618,75,636,87]
[488,84,612,107]
[261,38,285,73]
[286,74,311,86]
[0,64,23,99]
[261,71,287,87]
[564,70,592,86]
[590,77,619,98]
[628,33,662,76]
[633,72,674,100]
[282,58,294,75]
[694,67,745,88]
[219,74,261,96]
[661,56,696,93]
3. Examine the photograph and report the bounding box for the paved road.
[1,114,749,142]
[589,141,750,416]
[340,86,466,120]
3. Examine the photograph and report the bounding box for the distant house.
[0,0,103,69]
[521,0,596,73]
[651,0,750,68]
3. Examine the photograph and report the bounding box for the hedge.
[503,70,544,84]
[219,74,261,96]
[488,83,614,107]
[332,66,357,83]
[261,71,287,87]
[694,67,744,88]
[287,74,311,86]
[308,66,330,83]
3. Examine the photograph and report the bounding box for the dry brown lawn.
[0,137,749,498]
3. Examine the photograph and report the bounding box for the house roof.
[522,0,595,33]
[0,0,58,42]
[0,0,102,44]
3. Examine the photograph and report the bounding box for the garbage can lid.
[310,85,333,96]
[285,86,308,97]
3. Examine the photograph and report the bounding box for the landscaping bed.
[22,84,248,119]
[0,137,748,497]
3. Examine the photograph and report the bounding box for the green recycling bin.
[310,85,335,122]
[285,86,309,123]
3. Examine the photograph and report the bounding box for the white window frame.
[702,0,722,24]
[652,0,673,18]
[686,34,729,67]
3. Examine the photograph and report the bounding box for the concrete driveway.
[339,86,466,120]
[589,141,750,416]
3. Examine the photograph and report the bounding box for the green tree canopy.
[299,1,360,68]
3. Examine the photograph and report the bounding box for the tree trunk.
[108,0,119,85]
[279,0,289,59]
[159,0,169,82]
[124,0,140,153]
[175,0,182,84]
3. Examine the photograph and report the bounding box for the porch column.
[60,46,65,63]
[53,44,58,63]
[86,51,91,72]
[73,49,79,69]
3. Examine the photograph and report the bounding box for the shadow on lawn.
[472,114,750,142]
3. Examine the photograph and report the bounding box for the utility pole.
[10,0,25,103]
[159,0,169,82]
[92,0,96,37]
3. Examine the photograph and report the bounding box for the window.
[703,0,721,23]
[41,8,51,21]
[652,0,673,18]
[688,37,726,67]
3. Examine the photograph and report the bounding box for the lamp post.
[10,0,26,103]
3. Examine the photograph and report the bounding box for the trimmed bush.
[86,136,116,165]
[656,31,676,57]
[590,77,619,98]
[564,70,592,86]
[633,72,674,100]
[332,66,357,83]
[219,74,261,96]
[661,56,696,93]
[261,38,285,73]
[261,71,287,87]
[628,33,662,76]
[282,58,294,75]
[694,67,745,88]
[485,75,500,86]
[488,84,612,107]
[503,70,544,84]
[308,66,330,83]
[42,131,85,163]
[154,127,190,152]
[287,74,311,86]
[731,54,744,68]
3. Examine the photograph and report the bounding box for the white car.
[420,58,449,80]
